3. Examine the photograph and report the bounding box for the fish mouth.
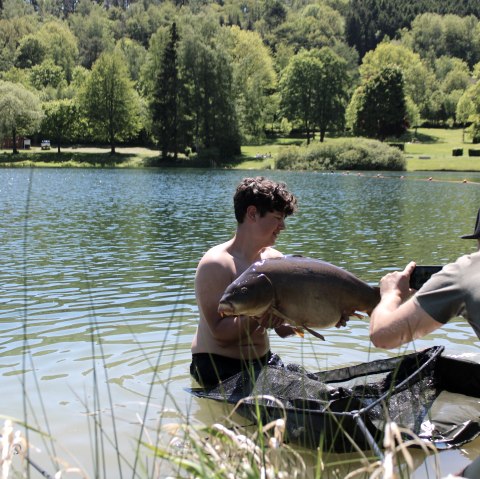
[218,301,234,317]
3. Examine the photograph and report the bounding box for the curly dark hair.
[233,176,298,223]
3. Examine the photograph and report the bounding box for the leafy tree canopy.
[0,80,43,152]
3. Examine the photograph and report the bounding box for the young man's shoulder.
[261,247,284,259]
[196,241,235,276]
[200,241,233,263]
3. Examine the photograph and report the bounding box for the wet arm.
[370,262,443,349]
[195,262,261,343]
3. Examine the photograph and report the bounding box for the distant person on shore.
[370,207,480,478]
[190,177,298,388]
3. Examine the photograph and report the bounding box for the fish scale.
[218,255,380,340]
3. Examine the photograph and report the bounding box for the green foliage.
[69,3,114,69]
[276,138,406,171]
[178,14,241,158]
[114,38,147,84]
[457,73,480,141]
[279,117,292,136]
[15,34,46,68]
[0,13,38,71]
[79,50,141,153]
[402,13,480,69]
[151,22,180,159]
[353,66,408,140]
[279,47,349,143]
[0,0,479,155]
[0,80,43,153]
[36,21,79,83]
[30,59,65,89]
[345,0,480,61]
[222,25,277,142]
[359,42,434,120]
[40,98,79,152]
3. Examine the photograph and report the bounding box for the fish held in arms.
[218,256,380,340]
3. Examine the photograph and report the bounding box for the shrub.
[388,142,405,151]
[276,139,405,171]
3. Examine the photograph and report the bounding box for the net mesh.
[194,347,445,451]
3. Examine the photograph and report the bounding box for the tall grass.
[2,387,442,479]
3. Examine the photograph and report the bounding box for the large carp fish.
[218,255,380,340]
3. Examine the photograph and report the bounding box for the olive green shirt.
[414,251,480,340]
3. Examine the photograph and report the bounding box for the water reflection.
[1,168,480,477]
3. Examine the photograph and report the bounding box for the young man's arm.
[195,259,261,344]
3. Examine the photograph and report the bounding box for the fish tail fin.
[303,326,325,341]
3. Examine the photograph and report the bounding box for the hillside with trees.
[1,0,480,163]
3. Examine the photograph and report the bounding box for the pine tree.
[151,22,180,160]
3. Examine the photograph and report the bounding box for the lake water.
[1,167,480,478]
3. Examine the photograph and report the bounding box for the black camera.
[409,265,443,290]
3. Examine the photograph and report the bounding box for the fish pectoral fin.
[271,307,294,324]
[269,307,324,340]
[292,327,305,338]
[303,325,325,341]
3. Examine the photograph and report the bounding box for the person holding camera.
[369,207,480,478]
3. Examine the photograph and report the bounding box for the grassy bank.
[2,128,480,171]
[0,146,159,168]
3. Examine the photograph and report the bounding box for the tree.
[279,50,321,144]
[37,21,79,83]
[30,59,65,89]
[178,13,240,159]
[222,25,277,141]
[0,81,43,153]
[359,42,434,120]
[80,50,141,154]
[151,22,180,160]
[69,1,114,69]
[275,3,347,53]
[15,34,46,69]
[279,48,349,143]
[312,47,349,142]
[353,66,408,140]
[115,38,147,84]
[41,99,78,153]
[457,78,480,142]
[124,2,153,48]
[0,14,38,72]
[403,13,480,69]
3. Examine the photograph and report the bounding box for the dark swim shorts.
[190,351,283,388]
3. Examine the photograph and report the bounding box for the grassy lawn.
[238,128,480,172]
[0,146,160,168]
[403,128,480,171]
[2,128,480,171]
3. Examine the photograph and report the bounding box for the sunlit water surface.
[1,168,480,478]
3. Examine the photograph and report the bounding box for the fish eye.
[241,287,248,294]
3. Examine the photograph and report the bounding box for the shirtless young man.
[190,177,298,388]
